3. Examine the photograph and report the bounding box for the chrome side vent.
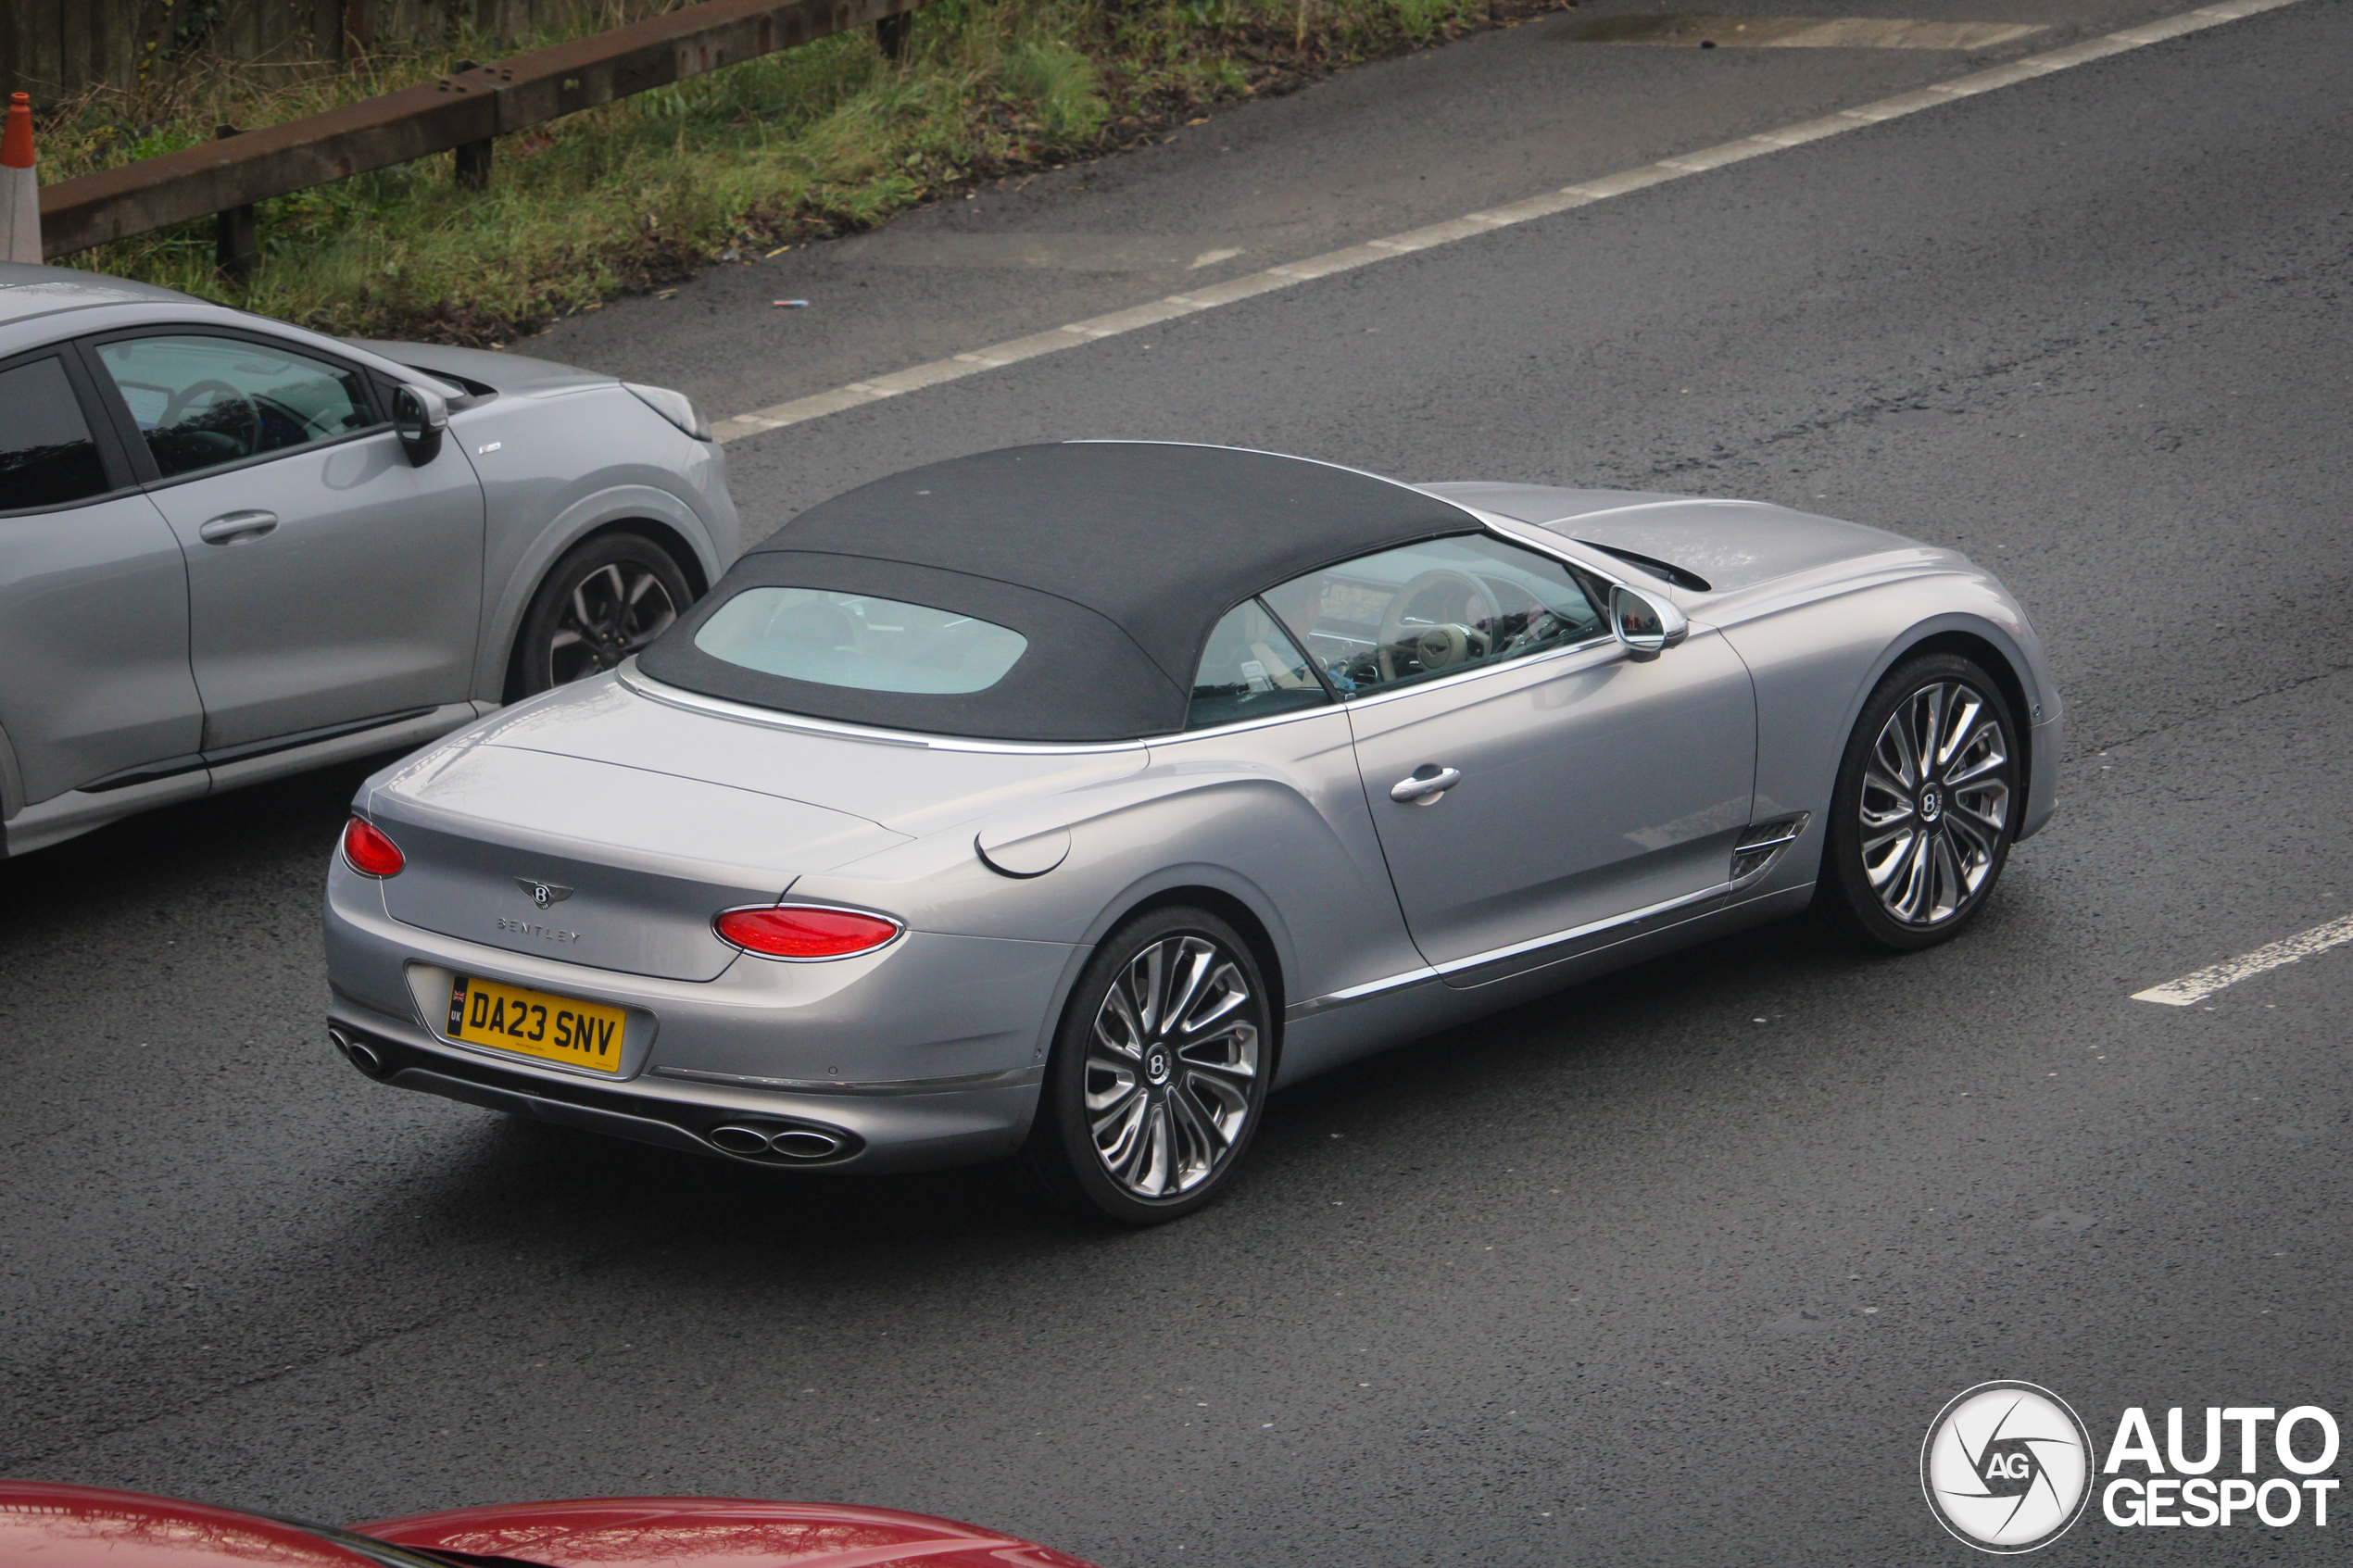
[1730,812,1812,886]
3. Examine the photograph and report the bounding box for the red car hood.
[0,1480,366,1565]
[353,1497,1095,1568]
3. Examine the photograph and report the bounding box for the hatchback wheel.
[508,533,690,699]
[1018,907,1273,1224]
[1816,652,2019,951]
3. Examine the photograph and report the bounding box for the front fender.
[473,481,724,701]
[1721,568,2063,876]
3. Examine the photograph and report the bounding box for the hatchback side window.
[93,334,376,481]
[1187,597,1331,730]
[0,357,110,510]
[1263,533,1608,696]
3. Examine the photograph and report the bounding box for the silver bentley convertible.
[322,442,2061,1223]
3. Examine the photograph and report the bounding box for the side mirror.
[1609,583,1689,662]
[391,383,448,466]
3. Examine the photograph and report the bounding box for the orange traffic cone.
[3,93,39,264]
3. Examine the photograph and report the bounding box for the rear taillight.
[714,904,902,960]
[342,816,405,877]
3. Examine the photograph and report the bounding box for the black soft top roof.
[639,443,1480,742]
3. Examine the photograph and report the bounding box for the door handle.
[196,509,278,545]
[1390,765,1463,804]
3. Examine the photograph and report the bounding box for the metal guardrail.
[38,0,927,268]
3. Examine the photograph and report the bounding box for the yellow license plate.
[446,974,627,1074]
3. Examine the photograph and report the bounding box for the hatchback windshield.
[692,587,1029,694]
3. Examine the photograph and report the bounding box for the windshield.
[692,587,1029,695]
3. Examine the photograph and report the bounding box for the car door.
[0,345,203,806]
[82,328,485,753]
[1264,533,1756,986]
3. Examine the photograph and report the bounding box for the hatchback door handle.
[197,509,278,545]
[1390,765,1463,804]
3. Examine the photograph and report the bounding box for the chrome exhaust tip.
[769,1127,847,1160]
[333,1029,385,1076]
[706,1121,853,1162]
[708,1124,773,1156]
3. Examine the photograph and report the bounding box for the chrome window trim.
[1466,508,1652,592]
[1246,521,1627,716]
[620,661,1150,754]
[623,661,1356,752]
[1157,699,1353,744]
[1333,629,1621,713]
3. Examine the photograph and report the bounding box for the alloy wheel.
[1084,935,1261,1199]
[1859,679,2012,926]
[547,561,680,684]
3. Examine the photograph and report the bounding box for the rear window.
[692,587,1029,695]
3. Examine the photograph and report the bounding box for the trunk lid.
[369,725,907,982]
[567,667,1151,837]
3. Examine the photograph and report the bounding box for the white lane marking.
[710,0,2307,443]
[2132,913,2353,1005]
[1571,15,2050,49]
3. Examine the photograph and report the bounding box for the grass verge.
[43,0,1568,345]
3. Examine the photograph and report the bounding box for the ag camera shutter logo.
[1922,1382,2095,1552]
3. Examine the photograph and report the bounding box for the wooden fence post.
[341,0,373,64]
[451,59,492,188]
[213,125,258,277]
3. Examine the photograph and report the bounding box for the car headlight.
[623,382,711,441]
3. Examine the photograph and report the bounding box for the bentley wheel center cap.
[1919,784,1944,822]
[1145,1048,1173,1085]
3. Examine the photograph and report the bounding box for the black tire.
[1814,653,2020,952]
[1016,906,1275,1225]
[507,531,692,699]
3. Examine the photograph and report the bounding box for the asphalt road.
[5,2,2349,1564]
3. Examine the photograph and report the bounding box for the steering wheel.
[1377,568,1502,683]
[159,378,262,456]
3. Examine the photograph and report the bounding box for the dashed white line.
[2131,912,2353,1006]
[709,0,2307,443]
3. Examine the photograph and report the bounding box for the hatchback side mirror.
[391,383,448,466]
[1609,583,1689,662]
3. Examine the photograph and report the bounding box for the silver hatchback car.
[323,443,2061,1223]
[0,263,737,856]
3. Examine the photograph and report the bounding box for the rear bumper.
[324,862,1077,1173]
[327,1010,1043,1173]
